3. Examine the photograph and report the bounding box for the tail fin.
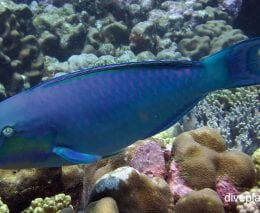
[202,37,260,89]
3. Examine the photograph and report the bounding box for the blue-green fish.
[0,38,259,169]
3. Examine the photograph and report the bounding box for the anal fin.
[53,146,101,164]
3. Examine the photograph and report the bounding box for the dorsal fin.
[30,60,203,90]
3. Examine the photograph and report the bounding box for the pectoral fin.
[53,146,101,164]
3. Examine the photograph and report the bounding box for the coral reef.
[33,4,87,60]
[21,194,73,213]
[0,166,83,212]
[174,188,225,213]
[82,127,256,212]
[0,127,255,212]
[178,20,247,59]
[0,0,257,213]
[173,86,259,154]
[0,0,43,94]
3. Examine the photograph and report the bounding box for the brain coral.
[178,20,247,59]
[0,2,43,95]
[174,188,224,213]
[216,151,255,187]
[172,127,255,190]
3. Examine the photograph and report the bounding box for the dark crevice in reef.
[234,0,260,37]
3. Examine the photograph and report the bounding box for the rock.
[102,22,129,45]
[129,21,156,53]
[156,49,183,60]
[137,51,155,61]
[33,4,87,60]
[116,51,137,63]
[94,55,115,66]
[86,197,119,213]
[88,166,173,213]
[98,43,115,56]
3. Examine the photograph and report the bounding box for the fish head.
[0,101,55,169]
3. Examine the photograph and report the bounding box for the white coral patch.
[94,167,138,193]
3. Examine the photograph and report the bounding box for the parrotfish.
[0,38,259,169]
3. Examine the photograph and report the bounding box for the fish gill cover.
[0,0,259,213]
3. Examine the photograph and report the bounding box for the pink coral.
[216,176,240,209]
[166,160,193,201]
[129,140,166,178]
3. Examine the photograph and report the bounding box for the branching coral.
[173,86,259,154]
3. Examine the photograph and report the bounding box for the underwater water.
[0,0,259,212]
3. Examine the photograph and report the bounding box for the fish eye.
[1,126,15,138]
